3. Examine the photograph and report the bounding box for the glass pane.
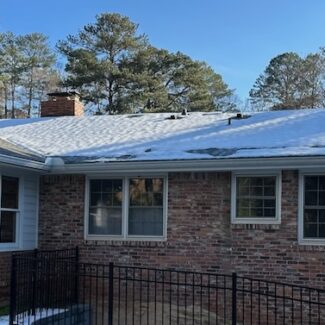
[251,177,263,187]
[90,179,123,208]
[319,177,325,190]
[144,179,153,192]
[250,199,263,209]
[0,211,16,243]
[101,193,113,206]
[153,193,163,206]
[250,208,263,217]
[112,192,123,206]
[319,224,325,238]
[250,186,263,196]
[319,210,325,222]
[305,176,318,191]
[128,207,163,236]
[304,209,317,223]
[102,180,113,192]
[236,176,277,219]
[305,191,318,206]
[264,199,276,208]
[264,186,275,196]
[319,191,325,206]
[264,208,275,217]
[112,180,122,192]
[90,180,101,192]
[264,177,276,187]
[238,186,249,196]
[237,177,250,187]
[304,223,317,238]
[88,207,122,235]
[128,178,164,236]
[237,207,249,218]
[1,176,19,209]
[237,199,249,208]
[129,178,164,207]
[90,193,102,206]
[152,179,163,193]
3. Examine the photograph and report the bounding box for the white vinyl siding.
[0,168,39,251]
[21,174,39,249]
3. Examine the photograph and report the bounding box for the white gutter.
[0,154,48,172]
[1,154,324,174]
[49,156,325,174]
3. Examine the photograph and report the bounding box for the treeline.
[249,51,325,110]
[0,32,60,118]
[0,13,235,118]
[1,12,325,118]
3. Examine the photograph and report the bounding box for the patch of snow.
[0,109,324,162]
[0,308,64,325]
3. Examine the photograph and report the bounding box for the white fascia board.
[49,156,325,174]
[0,154,48,173]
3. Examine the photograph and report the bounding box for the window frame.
[85,175,168,241]
[231,171,282,224]
[0,174,22,250]
[298,172,325,245]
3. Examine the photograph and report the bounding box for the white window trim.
[0,174,23,251]
[84,174,168,241]
[298,171,325,245]
[231,171,282,224]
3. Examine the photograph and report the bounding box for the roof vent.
[228,113,251,125]
[166,114,184,120]
[181,108,188,116]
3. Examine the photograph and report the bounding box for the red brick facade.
[37,170,325,290]
[40,94,84,117]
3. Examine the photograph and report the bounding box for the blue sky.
[1,0,325,101]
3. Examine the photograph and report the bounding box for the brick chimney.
[41,91,84,117]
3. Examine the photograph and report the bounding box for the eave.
[49,156,325,175]
[0,154,49,173]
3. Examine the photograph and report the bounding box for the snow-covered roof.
[0,109,324,164]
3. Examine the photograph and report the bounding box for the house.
[0,91,325,306]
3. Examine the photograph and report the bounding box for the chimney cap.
[47,90,80,97]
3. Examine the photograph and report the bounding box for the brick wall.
[38,171,325,289]
[40,96,84,117]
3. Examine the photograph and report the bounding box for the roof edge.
[48,156,325,174]
[0,154,49,172]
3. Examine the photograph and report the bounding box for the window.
[129,178,164,236]
[0,176,19,244]
[231,173,281,224]
[300,175,325,243]
[86,176,167,240]
[89,179,123,235]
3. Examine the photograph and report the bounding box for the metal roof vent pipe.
[181,108,188,116]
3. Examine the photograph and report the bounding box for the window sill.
[85,235,167,242]
[231,223,281,230]
[231,218,281,225]
[0,244,20,252]
[298,238,325,246]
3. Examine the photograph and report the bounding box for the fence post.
[31,248,38,316]
[108,262,114,325]
[74,246,79,305]
[9,255,17,325]
[232,272,237,325]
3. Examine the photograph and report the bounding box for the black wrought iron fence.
[9,248,325,325]
[9,247,79,324]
